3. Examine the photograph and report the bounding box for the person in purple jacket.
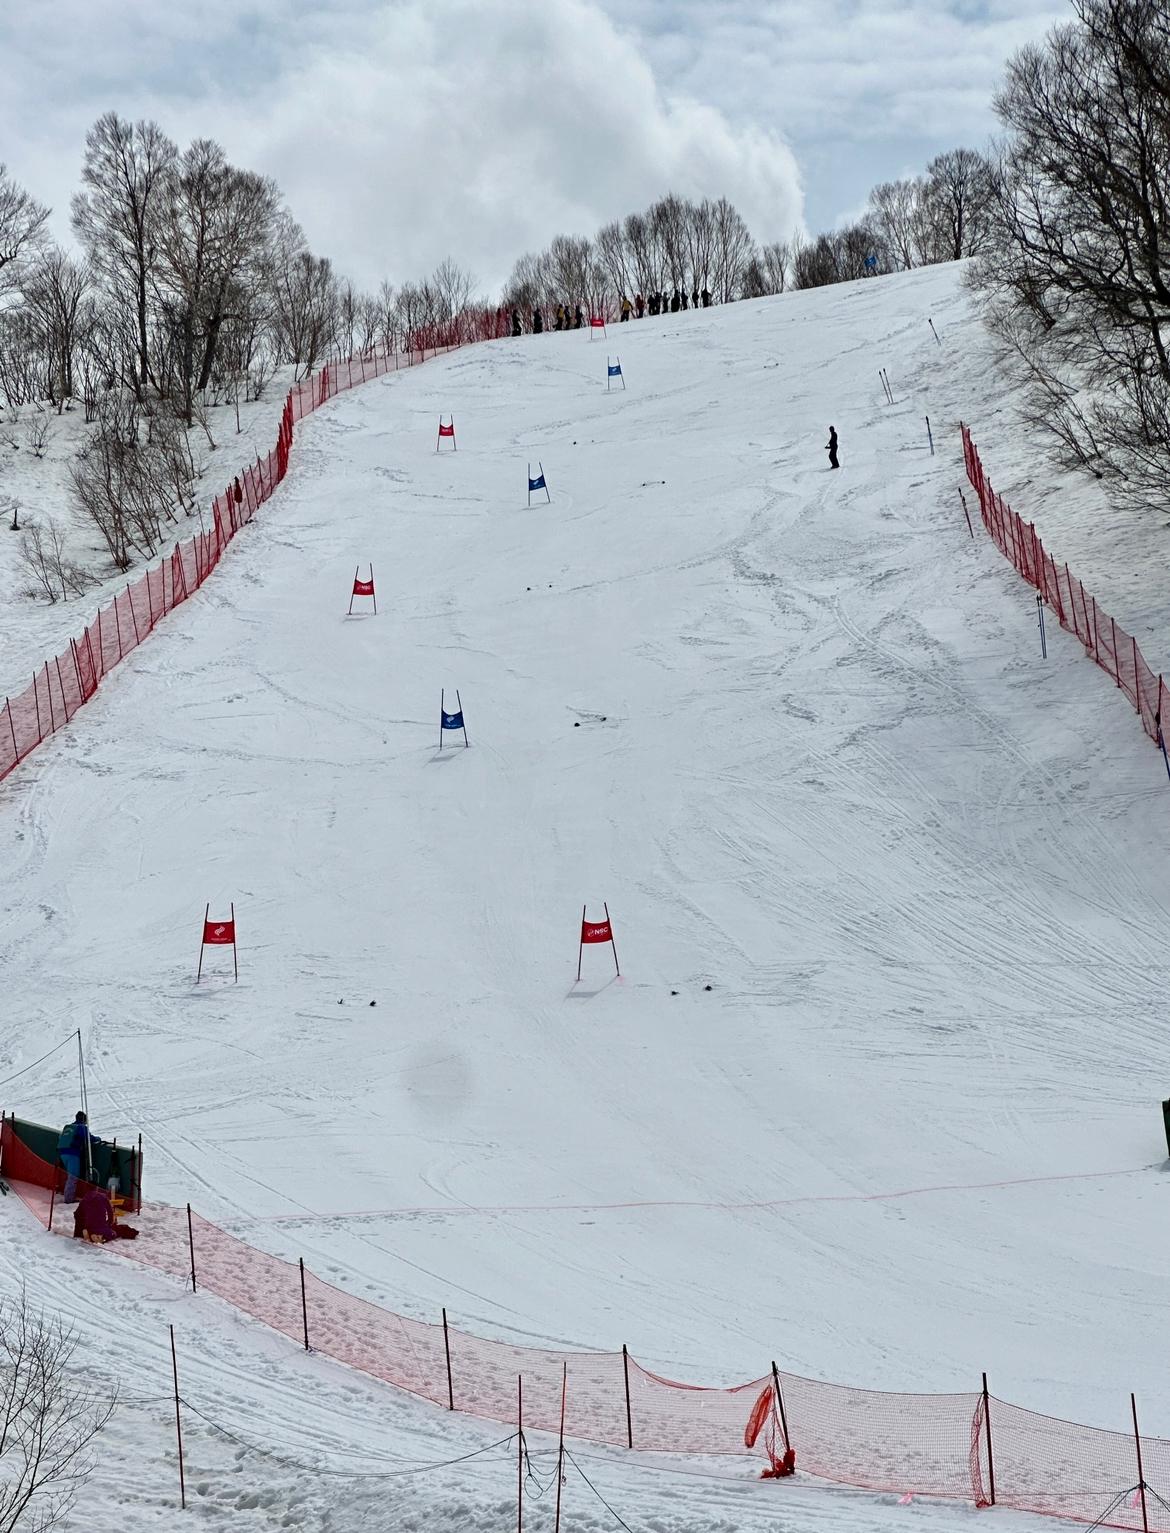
[77,1187,117,1244]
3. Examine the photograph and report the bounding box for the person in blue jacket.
[59,1111,101,1203]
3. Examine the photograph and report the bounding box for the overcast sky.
[0,0,1068,295]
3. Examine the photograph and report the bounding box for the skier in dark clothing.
[826,426,839,469]
[680,289,688,310]
[532,308,543,335]
[635,293,645,318]
[701,287,711,307]
[511,309,522,337]
[691,287,700,310]
[573,304,584,329]
[670,290,681,313]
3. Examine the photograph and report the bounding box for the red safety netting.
[961,425,1169,745]
[0,333,487,785]
[3,1129,1167,1526]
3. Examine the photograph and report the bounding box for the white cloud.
[0,0,803,294]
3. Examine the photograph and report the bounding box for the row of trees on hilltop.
[498,153,1000,312]
[501,195,757,312]
[0,113,493,582]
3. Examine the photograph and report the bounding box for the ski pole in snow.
[929,318,942,346]
[925,415,935,456]
[1037,594,1047,659]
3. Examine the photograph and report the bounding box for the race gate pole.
[348,566,359,616]
[605,902,620,976]
[576,904,586,982]
[457,690,468,748]
[231,902,238,983]
[196,902,209,982]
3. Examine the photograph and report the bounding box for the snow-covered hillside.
[1,264,1168,1533]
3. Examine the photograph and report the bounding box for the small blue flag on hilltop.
[528,462,551,505]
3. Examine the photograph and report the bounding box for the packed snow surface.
[1,263,1168,1531]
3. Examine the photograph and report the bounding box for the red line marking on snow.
[241,1163,1151,1225]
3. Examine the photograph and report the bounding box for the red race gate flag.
[577,902,620,982]
[197,903,238,983]
[588,314,607,338]
[436,415,457,451]
[348,564,376,615]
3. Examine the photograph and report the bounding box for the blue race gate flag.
[528,462,551,505]
[607,363,622,377]
[607,357,625,391]
[439,689,469,748]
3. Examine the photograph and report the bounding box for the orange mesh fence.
[4,1132,1168,1526]
[961,425,1170,749]
[0,338,477,785]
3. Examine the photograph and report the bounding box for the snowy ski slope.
[1,263,1169,1531]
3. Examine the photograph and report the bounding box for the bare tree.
[0,1290,115,1532]
[708,197,756,301]
[976,0,1170,507]
[0,167,49,300]
[867,179,923,270]
[72,114,177,397]
[22,249,91,410]
[19,517,91,602]
[429,258,476,322]
[921,148,995,261]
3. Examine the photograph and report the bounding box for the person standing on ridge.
[620,296,632,322]
[826,426,839,469]
[532,307,544,334]
[511,309,522,337]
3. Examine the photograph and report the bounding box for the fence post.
[170,1325,186,1510]
[442,1306,454,1409]
[186,1204,197,1293]
[47,1175,56,1231]
[4,699,16,762]
[982,1373,996,1506]
[1111,618,1121,684]
[771,1361,792,1456]
[1132,1394,1149,1533]
[621,1343,633,1448]
[554,1361,567,1533]
[516,1374,524,1533]
[925,415,935,456]
[299,1257,310,1351]
[135,1133,143,1213]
